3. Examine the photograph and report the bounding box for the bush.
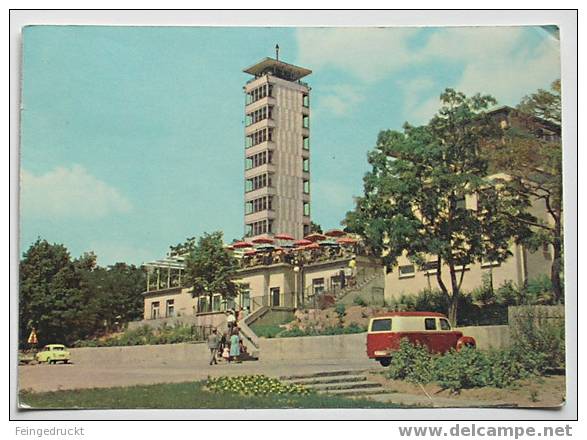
[385,337,555,392]
[74,323,207,347]
[510,307,565,371]
[387,339,434,384]
[353,296,367,307]
[278,323,366,338]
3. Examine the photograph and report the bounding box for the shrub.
[353,296,367,307]
[387,339,434,384]
[334,304,346,321]
[385,338,553,392]
[510,307,565,371]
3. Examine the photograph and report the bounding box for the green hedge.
[74,323,207,347]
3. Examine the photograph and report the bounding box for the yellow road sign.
[27,329,38,345]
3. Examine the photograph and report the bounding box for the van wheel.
[378,358,391,367]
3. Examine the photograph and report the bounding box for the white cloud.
[21,164,132,219]
[296,27,419,83]
[297,26,560,124]
[317,84,364,117]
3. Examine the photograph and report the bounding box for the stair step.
[308,381,383,391]
[319,387,388,396]
[283,375,367,386]
[280,369,366,381]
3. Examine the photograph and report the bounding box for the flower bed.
[206,375,311,396]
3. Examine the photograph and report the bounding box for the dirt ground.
[367,372,566,408]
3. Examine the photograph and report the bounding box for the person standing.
[226,310,236,331]
[207,329,220,365]
[229,330,241,363]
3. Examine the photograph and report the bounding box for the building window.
[303,224,310,236]
[398,264,415,279]
[303,180,310,194]
[312,278,324,295]
[247,83,273,105]
[246,196,273,215]
[245,150,273,170]
[245,106,273,126]
[245,173,272,192]
[302,94,310,108]
[303,202,310,217]
[150,301,160,320]
[303,115,310,129]
[303,158,310,172]
[303,136,310,150]
[246,128,273,148]
[166,299,175,318]
[212,295,221,312]
[422,261,439,274]
[270,287,281,307]
[245,219,274,237]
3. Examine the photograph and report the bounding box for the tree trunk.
[447,262,460,326]
[448,295,459,327]
[551,230,563,303]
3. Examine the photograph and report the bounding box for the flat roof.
[243,57,312,81]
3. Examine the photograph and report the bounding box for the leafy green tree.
[19,239,95,346]
[485,80,563,302]
[309,222,323,234]
[169,237,196,257]
[344,90,532,324]
[81,262,146,332]
[183,231,241,311]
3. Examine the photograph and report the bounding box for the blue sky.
[19,25,560,266]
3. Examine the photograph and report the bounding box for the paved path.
[18,356,377,393]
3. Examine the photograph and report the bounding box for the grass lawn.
[19,381,408,409]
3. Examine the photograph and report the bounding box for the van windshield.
[371,318,392,332]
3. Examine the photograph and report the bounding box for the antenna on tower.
[275,44,280,61]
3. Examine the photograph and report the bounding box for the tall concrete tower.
[242,53,312,240]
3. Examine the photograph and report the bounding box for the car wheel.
[49,360,55,365]
[378,357,391,367]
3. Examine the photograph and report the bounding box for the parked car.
[367,312,476,366]
[35,344,71,364]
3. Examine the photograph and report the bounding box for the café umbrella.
[252,236,275,244]
[294,239,312,247]
[274,233,295,241]
[304,233,327,242]
[324,229,346,237]
[232,241,254,249]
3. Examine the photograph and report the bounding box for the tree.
[309,221,323,234]
[19,239,95,346]
[344,90,532,324]
[183,231,241,311]
[485,80,563,302]
[168,237,196,257]
[81,262,146,332]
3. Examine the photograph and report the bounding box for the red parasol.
[225,245,235,251]
[337,237,357,244]
[303,243,320,250]
[274,233,295,241]
[232,241,254,248]
[304,233,327,242]
[294,239,312,246]
[324,229,346,237]
[244,249,257,256]
[252,236,275,244]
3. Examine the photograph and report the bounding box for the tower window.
[303,136,310,150]
[303,202,310,217]
[303,180,310,194]
[303,158,310,173]
[303,94,310,108]
[303,115,310,129]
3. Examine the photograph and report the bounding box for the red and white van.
[367,312,476,366]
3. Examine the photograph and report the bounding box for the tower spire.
[275,44,280,61]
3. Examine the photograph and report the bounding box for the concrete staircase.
[280,370,388,397]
